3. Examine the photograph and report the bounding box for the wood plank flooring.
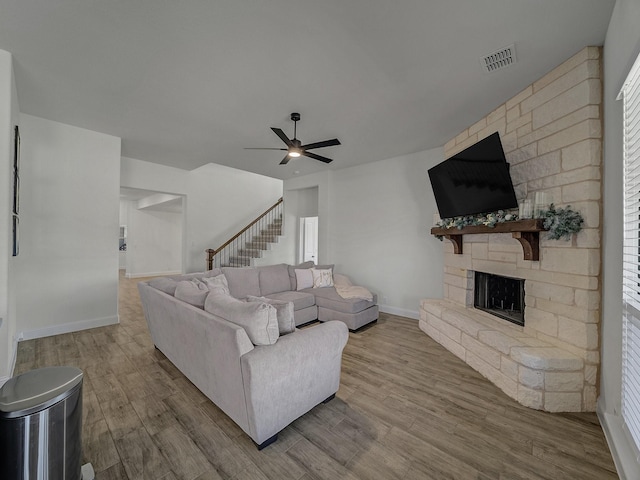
[14,272,618,479]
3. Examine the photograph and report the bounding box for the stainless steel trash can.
[0,366,83,480]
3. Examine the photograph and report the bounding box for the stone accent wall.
[420,47,602,412]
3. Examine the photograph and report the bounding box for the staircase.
[206,198,283,270]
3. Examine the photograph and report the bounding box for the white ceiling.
[0,0,615,180]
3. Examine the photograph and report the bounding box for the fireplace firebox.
[474,272,525,326]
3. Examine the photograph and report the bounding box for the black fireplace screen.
[474,272,525,326]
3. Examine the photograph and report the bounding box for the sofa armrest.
[240,320,348,444]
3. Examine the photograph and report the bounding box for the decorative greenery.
[541,203,584,240]
[435,210,518,240]
[434,204,584,241]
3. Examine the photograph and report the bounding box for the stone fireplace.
[419,47,602,412]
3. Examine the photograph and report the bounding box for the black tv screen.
[428,133,518,219]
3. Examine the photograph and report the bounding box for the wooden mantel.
[430,219,547,261]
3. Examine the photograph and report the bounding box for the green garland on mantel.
[541,204,585,240]
[434,204,584,241]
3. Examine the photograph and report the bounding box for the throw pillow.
[246,295,295,335]
[202,274,230,295]
[311,268,334,288]
[148,277,178,296]
[315,264,335,273]
[205,291,279,345]
[202,268,223,278]
[295,268,314,291]
[288,261,314,290]
[174,279,209,309]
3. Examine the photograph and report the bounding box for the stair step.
[238,248,263,258]
[227,256,252,266]
[250,235,279,244]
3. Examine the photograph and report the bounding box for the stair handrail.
[206,197,284,270]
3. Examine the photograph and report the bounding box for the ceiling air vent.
[481,44,517,73]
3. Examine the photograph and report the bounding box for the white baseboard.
[379,304,419,320]
[1,336,21,387]
[125,270,181,279]
[597,399,637,480]
[19,315,119,341]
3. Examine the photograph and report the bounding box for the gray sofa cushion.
[264,290,316,311]
[318,305,379,330]
[175,279,210,308]
[247,295,295,335]
[222,267,261,298]
[148,277,178,296]
[302,286,377,314]
[205,291,279,345]
[287,261,314,291]
[258,264,291,296]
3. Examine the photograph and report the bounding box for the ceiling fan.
[245,113,341,165]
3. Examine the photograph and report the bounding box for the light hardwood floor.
[14,272,618,480]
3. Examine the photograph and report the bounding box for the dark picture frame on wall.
[13,125,19,215]
[12,125,20,256]
[12,215,18,257]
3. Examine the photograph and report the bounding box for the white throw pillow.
[246,295,295,335]
[295,268,314,290]
[174,279,209,309]
[311,268,334,288]
[204,291,279,345]
[202,274,230,295]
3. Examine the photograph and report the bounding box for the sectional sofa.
[138,263,377,448]
[220,262,379,331]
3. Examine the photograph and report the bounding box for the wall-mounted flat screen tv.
[428,132,518,219]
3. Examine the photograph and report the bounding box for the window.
[621,50,640,459]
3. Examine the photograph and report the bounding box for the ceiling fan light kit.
[246,112,341,165]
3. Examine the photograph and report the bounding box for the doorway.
[299,216,318,264]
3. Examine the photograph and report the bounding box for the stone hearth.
[420,47,602,412]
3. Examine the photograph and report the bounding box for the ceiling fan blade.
[279,155,291,165]
[244,147,288,151]
[300,138,341,150]
[303,151,333,164]
[271,127,294,147]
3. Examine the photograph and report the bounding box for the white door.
[300,216,318,263]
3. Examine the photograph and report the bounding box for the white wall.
[15,114,121,339]
[281,147,444,318]
[125,201,182,277]
[121,157,283,273]
[327,148,444,317]
[0,49,19,383]
[600,0,640,477]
